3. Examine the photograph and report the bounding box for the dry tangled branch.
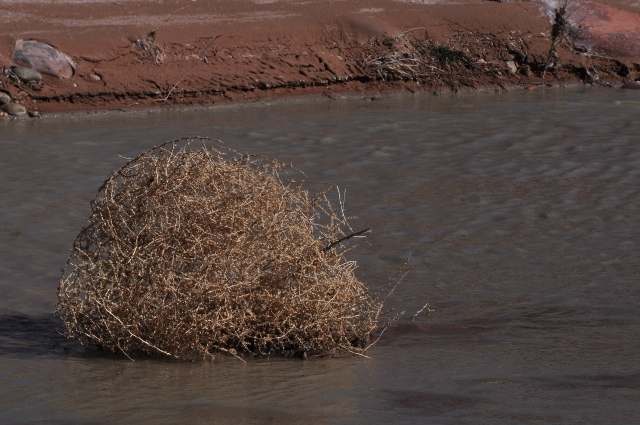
[364,34,472,82]
[55,137,381,360]
[135,31,165,65]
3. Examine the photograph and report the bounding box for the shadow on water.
[534,374,640,390]
[383,389,484,414]
[165,404,326,425]
[0,313,71,357]
[376,314,534,345]
[378,302,640,346]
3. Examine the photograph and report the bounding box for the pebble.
[28,110,40,118]
[1,102,27,116]
[14,39,75,79]
[621,81,640,90]
[505,60,518,74]
[0,92,11,105]
[88,73,101,81]
[12,66,42,83]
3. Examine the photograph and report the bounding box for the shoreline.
[1,0,639,116]
[1,82,615,122]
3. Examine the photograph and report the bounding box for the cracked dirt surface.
[0,0,639,114]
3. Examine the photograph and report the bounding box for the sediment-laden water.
[1,88,639,424]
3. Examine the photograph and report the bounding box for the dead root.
[135,31,166,65]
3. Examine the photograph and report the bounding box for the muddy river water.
[1,88,639,424]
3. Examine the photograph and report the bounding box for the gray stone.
[1,102,27,116]
[12,66,42,83]
[0,92,10,105]
[14,39,75,79]
[621,81,640,90]
[28,110,40,118]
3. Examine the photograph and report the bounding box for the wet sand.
[0,0,639,113]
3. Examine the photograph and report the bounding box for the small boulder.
[12,66,42,83]
[1,102,27,116]
[14,40,75,79]
[0,92,11,105]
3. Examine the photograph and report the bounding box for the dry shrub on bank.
[365,33,475,83]
[55,137,381,360]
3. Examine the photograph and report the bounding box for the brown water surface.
[1,88,639,424]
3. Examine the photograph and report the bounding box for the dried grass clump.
[362,33,488,91]
[365,34,473,82]
[55,137,381,360]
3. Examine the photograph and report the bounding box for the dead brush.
[365,34,474,82]
[135,30,166,65]
[55,137,381,361]
[365,35,441,81]
[542,1,571,77]
[366,48,429,81]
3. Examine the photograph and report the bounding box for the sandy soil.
[1,0,639,114]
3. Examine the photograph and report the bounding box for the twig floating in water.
[323,228,371,252]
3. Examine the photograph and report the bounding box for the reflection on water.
[1,88,639,424]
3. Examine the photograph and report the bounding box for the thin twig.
[323,228,371,252]
[364,310,406,351]
[412,303,434,321]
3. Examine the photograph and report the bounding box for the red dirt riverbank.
[1,0,639,114]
